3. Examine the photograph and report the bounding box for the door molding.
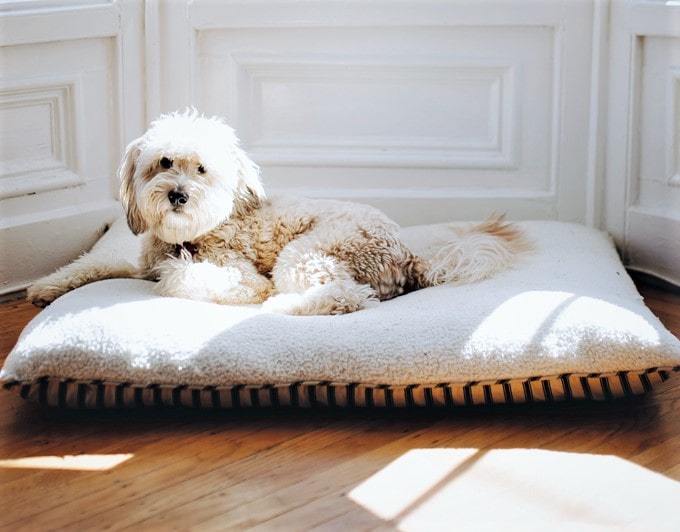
[605,0,680,285]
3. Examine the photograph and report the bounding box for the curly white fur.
[27,110,532,315]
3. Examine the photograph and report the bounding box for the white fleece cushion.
[2,218,679,407]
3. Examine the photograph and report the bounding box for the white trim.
[115,0,146,178]
[0,1,119,46]
[234,54,519,169]
[667,68,680,186]
[603,0,632,244]
[144,0,161,124]
[0,75,83,199]
[585,0,609,228]
[190,0,578,30]
[158,0,196,113]
[266,187,556,200]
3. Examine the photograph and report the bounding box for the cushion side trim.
[3,367,678,408]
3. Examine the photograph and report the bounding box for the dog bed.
[2,217,679,408]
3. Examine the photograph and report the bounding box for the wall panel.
[150,0,597,225]
[606,1,680,285]
[0,0,143,296]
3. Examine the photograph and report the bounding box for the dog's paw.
[262,293,307,314]
[155,260,234,300]
[263,283,378,316]
[155,259,272,304]
[26,281,65,307]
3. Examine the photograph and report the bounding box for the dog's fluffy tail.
[419,214,532,287]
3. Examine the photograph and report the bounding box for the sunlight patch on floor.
[349,448,680,529]
[348,448,479,520]
[0,453,134,471]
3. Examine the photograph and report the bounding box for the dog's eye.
[160,157,173,169]
[198,165,206,174]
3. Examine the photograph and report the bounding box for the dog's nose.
[168,190,188,206]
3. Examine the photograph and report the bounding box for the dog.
[27,109,531,315]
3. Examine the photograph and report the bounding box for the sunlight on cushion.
[349,449,680,528]
[461,291,575,358]
[0,453,134,471]
[462,291,661,360]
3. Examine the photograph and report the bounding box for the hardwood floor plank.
[0,300,40,355]
[156,419,472,529]
[631,434,680,475]
[3,417,223,504]
[4,418,311,528]
[78,417,413,529]
[189,418,584,529]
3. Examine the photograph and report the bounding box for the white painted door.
[0,0,145,296]
[606,0,680,285]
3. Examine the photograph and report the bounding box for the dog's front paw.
[263,283,378,316]
[26,280,68,307]
[155,260,227,300]
[155,259,273,304]
[262,293,307,314]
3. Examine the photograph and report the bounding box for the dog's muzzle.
[168,189,188,207]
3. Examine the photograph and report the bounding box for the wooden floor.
[1,276,680,530]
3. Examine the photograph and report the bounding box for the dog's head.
[118,109,265,244]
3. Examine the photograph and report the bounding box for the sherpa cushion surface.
[2,217,680,408]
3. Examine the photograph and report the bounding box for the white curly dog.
[27,110,531,315]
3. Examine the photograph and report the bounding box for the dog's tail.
[416,213,532,287]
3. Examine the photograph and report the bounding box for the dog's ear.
[234,146,266,207]
[118,138,148,235]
